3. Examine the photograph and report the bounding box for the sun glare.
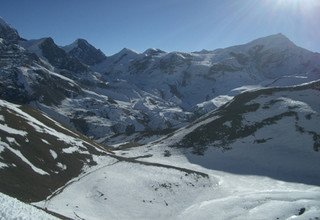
[276,0,320,9]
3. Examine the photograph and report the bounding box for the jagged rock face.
[0,18,20,44]
[0,37,82,106]
[63,39,106,66]
[39,38,88,73]
[0,38,40,104]
[0,38,39,68]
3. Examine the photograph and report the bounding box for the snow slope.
[35,141,320,220]
[32,81,320,220]
[0,192,57,220]
[126,80,320,185]
[36,156,211,220]
[0,98,108,202]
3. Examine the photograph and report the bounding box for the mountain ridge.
[3,18,319,141]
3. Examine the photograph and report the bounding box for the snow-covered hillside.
[125,80,320,185]
[30,81,320,220]
[0,192,57,220]
[34,152,320,220]
[0,98,108,202]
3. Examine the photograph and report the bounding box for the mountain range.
[0,17,319,219]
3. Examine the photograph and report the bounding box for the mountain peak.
[247,33,295,49]
[75,38,89,44]
[74,38,91,48]
[63,38,106,66]
[0,17,10,28]
[42,37,55,44]
[119,47,138,55]
[63,38,90,52]
[0,17,20,43]
[143,48,166,56]
[113,47,139,58]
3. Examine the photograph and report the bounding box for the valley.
[0,16,319,219]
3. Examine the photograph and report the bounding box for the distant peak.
[263,33,290,40]
[143,48,166,56]
[248,33,295,48]
[62,38,106,65]
[43,37,54,42]
[75,38,88,43]
[74,38,90,47]
[113,48,139,57]
[0,17,10,28]
[119,47,137,54]
[40,37,56,46]
[63,38,92,53]
[0,17,20,43]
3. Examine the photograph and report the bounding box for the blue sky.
[1,0,319,55]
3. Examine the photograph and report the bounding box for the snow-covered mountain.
[93,33,320,112]
[1,17,319,143]
[19,37,89,74]
[0,21,189,140]
[33,80,320,219]
[63,38,106,66]
[1,17,320,219]
[0,17,20,43]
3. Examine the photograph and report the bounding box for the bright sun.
[275,0,320,11]
[277,0,319,6]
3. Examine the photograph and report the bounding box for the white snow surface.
[35,150,320,220]
[49,149,57,160]
[0,124,28,136]
[0,192,57,220]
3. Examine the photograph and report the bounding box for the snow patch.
[211,95,233,108]
[0,124,28,136]
[50,150,57,160]
[62,146,79,154]
[5,145,49,175]
[41,139,50,145]
[0,162,8,169]
[57,163,67,171]
[6,137,20,146]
